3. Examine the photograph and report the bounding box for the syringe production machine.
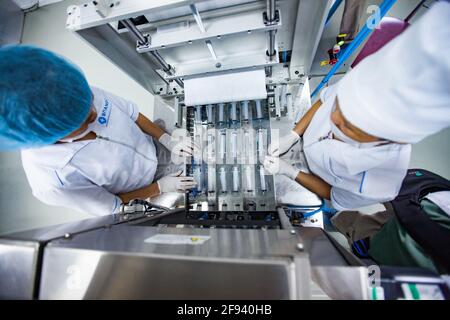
[1,0,448,300]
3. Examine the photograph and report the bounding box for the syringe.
[230,101,237,122]
[232,166,239,192]
[255,100,263,119]
[218,103,225,123]
[219,167,227,193]
[207,104,214,124]
[259,165,267,192]
[241,100,249,122]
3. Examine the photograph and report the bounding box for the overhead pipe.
[265,0,277,78]
[325,0,344,27]
[310,0,397,98]
[122,18,184,88]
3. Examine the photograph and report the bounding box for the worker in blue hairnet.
[0,45,197,216]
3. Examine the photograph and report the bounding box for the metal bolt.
[64,233,71,239]
[215,62,222,68]
[296,243,304,251]
[290,229,296,235]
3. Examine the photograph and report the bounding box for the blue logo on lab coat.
[97,99,111,126]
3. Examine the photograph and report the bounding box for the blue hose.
[311,0,397,98]
[286,199,338,219]
[325,0,344,27]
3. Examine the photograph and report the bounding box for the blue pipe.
[311,0,397,98]
[325,0,344,27]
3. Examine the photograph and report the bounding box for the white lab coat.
[303,85,411,211]
[21,87,158,216]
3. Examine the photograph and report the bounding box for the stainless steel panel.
[3,212,146,242]
[40,248,296,299]
[290,0,332,76]
[39,226,310,299]
[0,239,39,299]
[312,266,370,300]
[42,226,305,260]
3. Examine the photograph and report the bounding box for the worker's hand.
[157,170,197,193]
[159,133,200,158]
[263,156,300,180]
[268,130,300,156]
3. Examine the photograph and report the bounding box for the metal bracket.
[263,9,280,26]
[136,9,281,53]
[66,5,81,30]
[92,0,119,19]
[160,51,279,81]
[136,35,152,51]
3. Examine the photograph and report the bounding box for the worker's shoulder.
[21,142,89,170]
[22,148,91,196]
[90,86,132,105]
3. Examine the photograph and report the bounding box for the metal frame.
[135,9,281,53]
[66,0,329,97]
[289,0,333,79]
[66,0,211,31]
[310,0,398,97]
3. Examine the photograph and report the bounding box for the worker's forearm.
[135,113,165,140]
[294,171,331,200]
[117,182,160,204]
[293,99,322,136]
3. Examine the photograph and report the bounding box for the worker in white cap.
[264,0,450,211]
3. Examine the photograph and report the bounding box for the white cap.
[336,1,450,143]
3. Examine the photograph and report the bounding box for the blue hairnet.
[0,45,92,151]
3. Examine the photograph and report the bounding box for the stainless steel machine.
[1,0,449,300]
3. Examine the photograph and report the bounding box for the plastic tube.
[230,102,237,122]
[311,0,397,98]
[258,129,266,161]
[232,166,239,192]
[259,166,266,192]
[255,100,263,119]
[219,130,226,159]
[243,130,252,164]
[231,130,237,160]
[218,103,225,123]
[245,166,253,192]
[207,166,215,193]
[241,100,249,122]
[195,105,202,123]
[207,133,214,158]
[219,167,227,193]
[207,104,214,124]
[194,167,203,192]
